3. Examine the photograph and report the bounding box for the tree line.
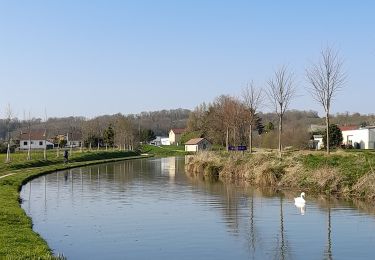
[185,46,347,155]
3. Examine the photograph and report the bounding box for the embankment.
[185,150,375,201]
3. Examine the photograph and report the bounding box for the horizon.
[1,1,375,119]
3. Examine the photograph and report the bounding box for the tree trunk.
[233,127,236,147]
[226,127,229,151]
[6,143,10,163]
[249,124,253,153]
[326,110,330,154]
[278,115,283,157]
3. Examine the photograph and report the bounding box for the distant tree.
[140,129,156,143]
[306,46,346,154]
[322,124,343,148]
[242,82,263,153]
[103,124,115,147]
[265,122,275,133]
[267,66,296,156]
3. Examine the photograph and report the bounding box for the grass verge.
[139,144,190,157]
[0,150,150,259]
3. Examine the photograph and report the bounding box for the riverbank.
[0,150,151,259]
[185,150,375,201]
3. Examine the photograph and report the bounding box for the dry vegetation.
[185,150,375,201]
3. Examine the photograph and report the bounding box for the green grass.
[301,152,375,187]
[0,149,149,259]
[140,144,189,157]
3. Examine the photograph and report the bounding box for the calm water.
[21,157,375,260]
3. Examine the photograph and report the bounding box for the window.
[24,141,28,145]
[39,141,43,146]
[31,141,34,144]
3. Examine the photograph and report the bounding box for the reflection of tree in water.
[324,207,333,260]
[246,192,262,260]
[185,172,242,234]
[274,196,291,260]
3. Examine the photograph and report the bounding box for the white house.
[150,136,170,146]
[169,128,185,145]
[185,138,211,152]
[20,130,54,150]
[341,126,375,149]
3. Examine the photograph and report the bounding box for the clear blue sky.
[1,0,374,119]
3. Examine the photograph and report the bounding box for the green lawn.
[0,149,149,259]
[140,144,189,157]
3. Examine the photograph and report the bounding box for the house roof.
[170,128,185,134]
[20,130,46,140]
[185,138,208,145]
[339,125,359,131]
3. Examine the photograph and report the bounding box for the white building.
[341,126,375,149]
[312,135,324,150]
[185,138,211,152]
[150,136,170,146]
[19,130,54,150]
[169,128,185,145]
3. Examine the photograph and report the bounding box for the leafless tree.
[43,109,48,160]
[267,66,296,156]
[306,46,346,154]
[4,104,13,162]
[242,82,263,153]
[26,111,32,160]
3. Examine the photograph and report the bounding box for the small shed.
[185,138,211,152]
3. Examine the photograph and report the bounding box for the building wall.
[342,129,370,149]
[369,129,375,149]
[169,131,181,145]
[20,140,51,150]
[185,140,211,152]
[161,138,170,145]
[185,144,198,152]
[169,131,176,144]
[67,141,81,148]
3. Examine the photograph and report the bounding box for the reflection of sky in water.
[21,157,375,260]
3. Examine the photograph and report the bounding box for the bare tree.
[242,82,263,153]
[26,111,32,160]
[43,109,48,160]
[4,104,13,162]
[306,46,345,154]
[267,66,296,156]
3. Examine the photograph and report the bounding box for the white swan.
[294,192,306,205]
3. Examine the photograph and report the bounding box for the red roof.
[339,125,359,131]
[170,128,185,134]
[185,138,207,145]
[19,130,46,140]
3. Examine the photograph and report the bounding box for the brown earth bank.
[185,150,375,202]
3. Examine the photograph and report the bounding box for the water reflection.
[294,203,306,215]
[20,157,375,260]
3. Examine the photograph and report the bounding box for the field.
[140,144,189,157]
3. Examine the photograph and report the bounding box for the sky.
[0,0,374,119]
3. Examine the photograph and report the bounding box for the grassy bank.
[140,144,189,157]
[0,150,150,259]
[185,150,375,201]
